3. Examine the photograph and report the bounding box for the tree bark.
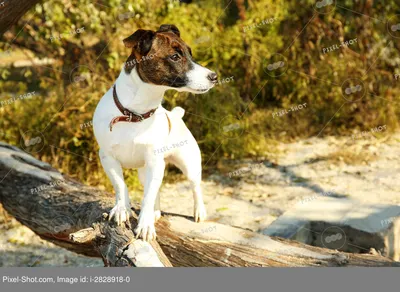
[0,0,41,35]
[0,142,399,267]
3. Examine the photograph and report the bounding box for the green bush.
[0,0,399,195]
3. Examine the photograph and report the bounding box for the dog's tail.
[171,107,185,119]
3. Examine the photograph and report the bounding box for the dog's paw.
[154,210,161,222]
[135,211,156,241]
[194,203,207,222]
[109,202,133,226]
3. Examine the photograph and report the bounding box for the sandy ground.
[1,133,400,266]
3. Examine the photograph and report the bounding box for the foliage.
[0,0,399,194]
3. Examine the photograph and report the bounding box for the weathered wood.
[0,0,42,35]
[0,142,172,267]
[0,142,399,267]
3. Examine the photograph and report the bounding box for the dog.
[93,24,218,241]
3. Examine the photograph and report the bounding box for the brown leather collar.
[109,84,158,131]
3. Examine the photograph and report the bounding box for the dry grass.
[320,147,377,165]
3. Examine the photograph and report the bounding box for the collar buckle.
[136,112,144,122]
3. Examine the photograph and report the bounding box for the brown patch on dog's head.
[123,24,195,88]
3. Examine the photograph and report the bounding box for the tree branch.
[0,0,42,36]
[0,142,399,267]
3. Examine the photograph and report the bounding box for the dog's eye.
[170,54,181,61]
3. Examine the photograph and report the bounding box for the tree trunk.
[0,0,41,35]
[0,142,399,267]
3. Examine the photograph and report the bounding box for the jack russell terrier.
[93,24,218,241]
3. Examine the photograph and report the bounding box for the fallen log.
[0,142,399,267]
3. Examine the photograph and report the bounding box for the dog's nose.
[207,72,218,83]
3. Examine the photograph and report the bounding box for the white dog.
[93,24,218,241]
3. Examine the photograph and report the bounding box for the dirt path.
[158,133,400,232]
[1,133,400,266]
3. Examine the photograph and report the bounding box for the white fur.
[176,63,215,94]
[93,61,213,241]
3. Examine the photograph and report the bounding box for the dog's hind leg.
[167,139,207,222]
[138,167,161,222]
[99,149,133,226]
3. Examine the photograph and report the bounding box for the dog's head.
[123,24,217,94]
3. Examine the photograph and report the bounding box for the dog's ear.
[123,29,155,55]
[157,24,180,37]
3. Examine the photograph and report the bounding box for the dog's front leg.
[135,153,165,241]
[99,149,133,226]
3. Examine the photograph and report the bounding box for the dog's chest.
[111,140,147,168]
[107,118,170,169]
